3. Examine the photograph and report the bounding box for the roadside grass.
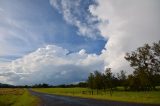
[0,88,40,106]
[33,87,160,105]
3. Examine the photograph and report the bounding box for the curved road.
[29,90,159,106]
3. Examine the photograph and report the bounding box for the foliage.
[125,41,160,90]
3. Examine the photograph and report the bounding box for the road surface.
[29,90,159,106]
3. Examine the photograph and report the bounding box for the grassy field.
[33,87,160,105]
[0,88,40,106]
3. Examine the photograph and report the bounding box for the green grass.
[0,88,40,106]
[33,87,160,105]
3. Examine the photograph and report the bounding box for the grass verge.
[0,88,40,106]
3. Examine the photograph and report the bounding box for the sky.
[0,0,160,85]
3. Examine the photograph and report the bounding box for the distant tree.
[32,83,50,88]
[117,70,128,90]
[77,82,87,87]
[104,68,114,96]
[42,83,49,88]
[87,73,95,95]
[94,71,104,94]
[0,83,14,88]
[88,73,95,89]
[127,74,137,90]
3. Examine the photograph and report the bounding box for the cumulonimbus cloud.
[0,45,104,85]
[89,0,160,72]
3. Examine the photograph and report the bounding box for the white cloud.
[0,45,104,85]
[49,0,100,38]
[89,0,160,73]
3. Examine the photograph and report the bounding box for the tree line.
[87,41,160,91]
[0,82,88,88]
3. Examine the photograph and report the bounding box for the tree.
[125,41,160,90]
[125,44,152,90]
[150,41,160,88]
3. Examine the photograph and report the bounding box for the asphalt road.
[29,90,159,106]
